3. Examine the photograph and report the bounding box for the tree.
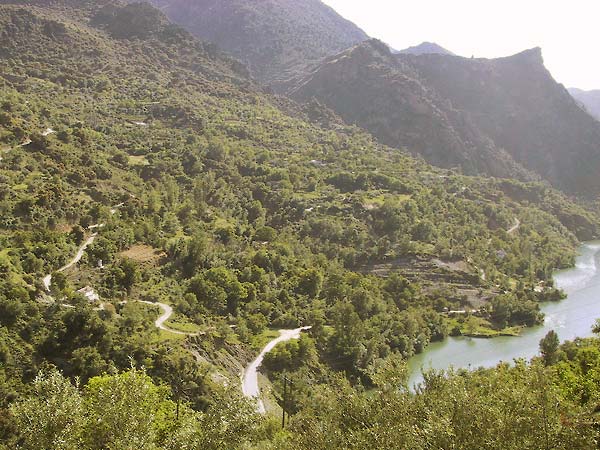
[464,315,479,337]
[164,385,259,450]
[539,330,560,366]
[10,371,84,450]
[153,348,211,420]
[83,368,173,450]
[254,226,277,242]
[592,318,600,334]
[118,258,140,294]
[70,225,85,245]
[328,301,365,371]
[296,268,323,299]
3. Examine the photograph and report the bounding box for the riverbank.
[446,316,523,338]
[407,240,600,388]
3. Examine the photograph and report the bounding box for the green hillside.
[0,2,599,448]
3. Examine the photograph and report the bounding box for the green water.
[407,241,600,388]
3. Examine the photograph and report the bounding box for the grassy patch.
[152,329,187,343]
[120,245,164,264]
[128,155,149,166]
[295,190,321,200]
[251,328,281,350]
[447,316,523,338]
[164,316,203,333]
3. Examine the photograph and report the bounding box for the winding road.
[39,203,198,336]
[507,218,521,235]
[42,233,98,292]
[242,326,311,414]
[41,200,312,404]
[138,301,200,336]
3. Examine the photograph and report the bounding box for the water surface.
[407,241,600,388]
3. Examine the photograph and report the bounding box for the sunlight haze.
[322,0,600,90]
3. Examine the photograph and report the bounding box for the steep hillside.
[1,0,596,368]
[406,49,600,197]
[141,0,369,88]
[291,40,533,180]
[293,42,600,197]
[569,88,600,120]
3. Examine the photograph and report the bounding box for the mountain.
[569,88,600,120]
[291,40,534,180]
[140,0,369,89]
[398,41,454,56]
[292,41,600,197]
[406,48,600,196]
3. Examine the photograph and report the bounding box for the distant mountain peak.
[292,43,600,197]
[505,47,544,65]
[569,88,600,120]
[398,42,454,56]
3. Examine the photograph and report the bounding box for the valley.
[0,0,599,448]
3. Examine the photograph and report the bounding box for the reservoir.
[407,241,600,388]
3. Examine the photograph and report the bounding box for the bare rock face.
[292,41,600,197]
[140,0,368,89]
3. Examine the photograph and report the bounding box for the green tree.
[10,371,84,450]
[539,330,560,366]
[84,368,173,450]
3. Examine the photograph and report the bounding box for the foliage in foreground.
[8,367,261,450]
[6,335,600,449]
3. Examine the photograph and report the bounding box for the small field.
[128,154,149,166]
[120,245,165,264]
[446,316,522,338]
[152,329,187,343]
[164,314,203,334]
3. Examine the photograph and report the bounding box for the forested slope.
[142,0,369,88]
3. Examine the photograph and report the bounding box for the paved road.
[42,203,121,292]
[242,327,311,414]
[43,233,98,292]
[138,301,200,336]
[507,218,521,234]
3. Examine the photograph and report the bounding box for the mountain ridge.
[1,1,600,447]
[140,0,369,89]
[397,41,454,56]
[292,41,600,197]
[569,88,600,120]
[291,39,537,181]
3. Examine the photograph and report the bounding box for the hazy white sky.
[322,0,600,90]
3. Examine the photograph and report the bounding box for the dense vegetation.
[144,0,369,89]
[5,333,600,448]
[0,1,599,447]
